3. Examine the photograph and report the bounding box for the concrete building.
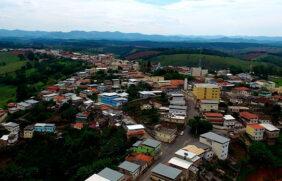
[223,115,236,129]
[260,123,280,140]
[191,67,208,77]
[155,127,177,143]
[23,125,34,139]
[200,132,230,160]
[34,123,56,133]
[240,112,259,125]
[151,163,183,181]
[246,124,265,141]
[204,112,224,125]
[98,167,125,181]
[199,100,219,112]
[169,93,187,117]
[2,122,19,134]
[118,161,141,180]
[192,84,220,100]
[85,174,110,181]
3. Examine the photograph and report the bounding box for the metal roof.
[200,132,230,144]
[98,168,124,181]
[85,174,110,181]
[168,157,193,169]
[142,138,161,148]
[118,161,140,173]
[151,163,182,179]
[260,123,279,132]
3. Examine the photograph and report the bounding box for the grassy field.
[0,52,26,74]
[147,53,268,71]
[270,76,282,87]
[0,85,16,108]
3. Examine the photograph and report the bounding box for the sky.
[0,0,282,36]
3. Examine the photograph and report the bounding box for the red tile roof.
[134,154,153,162]
[248,124,264,129]
[170,80,184,87]
[204,112,223,117]
[234,87,250,91]
[240,112,258,120]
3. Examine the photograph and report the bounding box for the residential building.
[34,123,56,133]
[85,174,110,181]
[126,124,145,138]
[2,122,19,134]
[246,124,265,141]
[151,163,183,181]
[168,157,192,180]
[0,109,7,123]
[200,132,230,160]
[204,112,224,125]
[155,127,177,143]
[260,123,280,140]
[169,93,187,116]
[192,84,220,100]
[98,167,125,181]
[132,138,161,157]
[183,143,214,161]
[42,93,59,102]
[232,87,251,96]
[191,67,208,77]
[174,149,201,165]
[23,125,34,138]
[199,100,219,112]
[126,153,153,173]
[76,112,90,122]
[17,102,32,110]
[118,161,141,180]
[99,92,128,107]
[239,112,258,125]
[223,115,236,128]
[162,115,186,125]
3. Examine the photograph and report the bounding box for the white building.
[200,132,230,160]
[199,100,219,112]
[223,115,236,128]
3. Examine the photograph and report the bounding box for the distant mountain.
[1,29,282,44]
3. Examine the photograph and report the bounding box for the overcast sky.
[0,0,282,36]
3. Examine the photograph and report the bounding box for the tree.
[188,116,213,136]
[249,141,275,167]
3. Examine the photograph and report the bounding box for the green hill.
[0,52,26,74]
[147,53,256,71]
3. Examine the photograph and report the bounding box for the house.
[76,112,90,122]
[246,124,265,141]
[232,87,250,96]
[42,93,59,102]
[169,105,187,117]
[72,122,84,130]
[23,125,34,138]
[126,124,145,138]
[162,114,186,125]
[99,92,128,107]
[98,167,125,181]
[0,109,7,123]
[85,174,110,181]
[151,163,183,181]
[260,123,280,140]
[155,127,177,143]
[132,138,161,157]
[7,103,18,114]
[126,153,153,173]
[2,122,19,134]
[192,84,220,100]
[25,99,39,106]
[139,91,156,99]
[204,112,224,125]
[34,123,56,133]
[240,112,258,125]
[191,67,208,77]
[183,143,214,161]
[199,100,219,112]
[47,85,60,92]
[200,132,230,160]
[17,102,32,110]
[223,115,236,129]
[170,94,186,106]
[168,157,193,180]
[228,106,249,113]
[118,161,141,180]
[174,149,201,165]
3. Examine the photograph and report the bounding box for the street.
[138,92,198,181]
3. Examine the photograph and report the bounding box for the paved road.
[138,126,197,181]
[138,93,199,181]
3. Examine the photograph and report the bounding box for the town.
[0,48,281,181]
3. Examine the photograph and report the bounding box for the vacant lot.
[0,85,16,108]
[0,52,26,74]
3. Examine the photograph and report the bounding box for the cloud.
[0,0,281,36]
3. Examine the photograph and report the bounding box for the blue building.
[99,92,128,107]
[34,123,56,133]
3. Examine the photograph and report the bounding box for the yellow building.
[193,84,220,100]
[23,125,34,139]
[246,124,265,141]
